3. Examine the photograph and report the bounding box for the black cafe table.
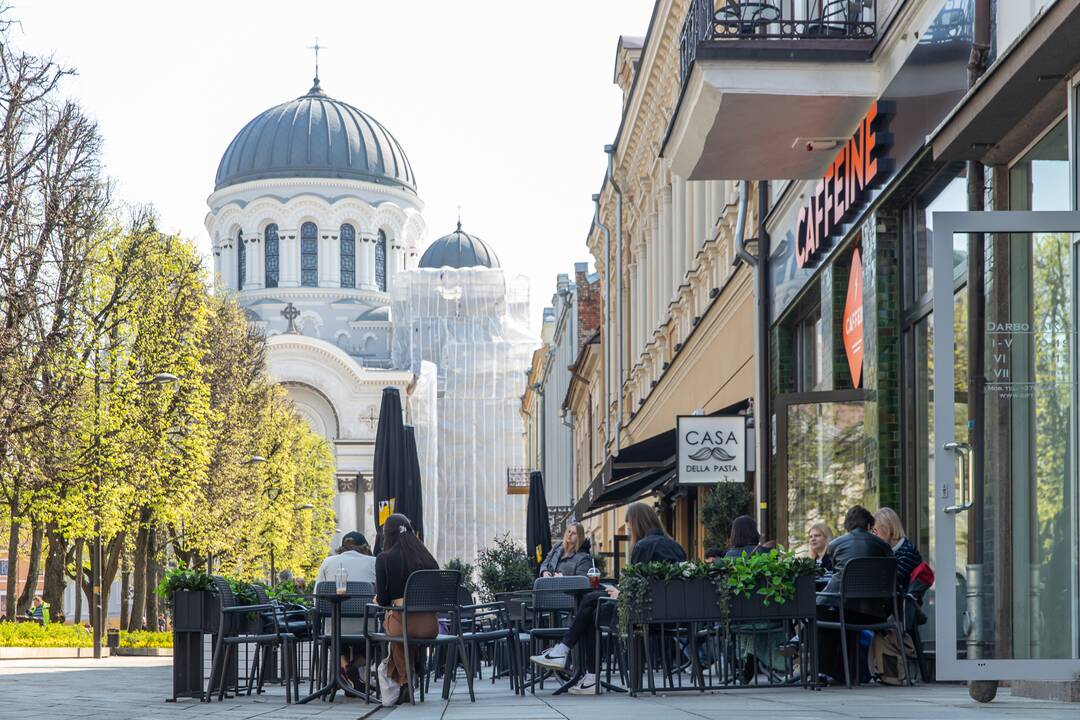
[550,585,628,696]
[297,591,375,704]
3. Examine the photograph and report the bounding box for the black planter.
[643,578,722,622]
[171,590,218,633]
[730,574,816,620]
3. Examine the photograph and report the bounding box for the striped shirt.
[892,538,922,591]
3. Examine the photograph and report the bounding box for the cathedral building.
[206,76,532,558]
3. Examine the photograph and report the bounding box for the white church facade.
[206,76,532,559]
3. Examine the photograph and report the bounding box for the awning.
[931,0,1080,164]
[571,398,751,521]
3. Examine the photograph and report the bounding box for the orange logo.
[843,248,864,388]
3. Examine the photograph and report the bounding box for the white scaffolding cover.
[394,267,535,565]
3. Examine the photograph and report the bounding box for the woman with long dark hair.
[530,502,685,694]
[725,515,765,558]
[375,514,439,706]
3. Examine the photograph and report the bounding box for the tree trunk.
[144,525,159,630]
[128,511,149,632]
[5,500,20,619]
[15,520,43,615]
[119,550,130,630]
[42,524,68,619]
[72,538,83,623]
[99,532,126,628]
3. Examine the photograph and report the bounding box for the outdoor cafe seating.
[186,559,923,707]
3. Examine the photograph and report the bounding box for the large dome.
[214,79,416,193]
[419,223,500,269]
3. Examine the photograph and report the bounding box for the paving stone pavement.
[1,657,1078,720]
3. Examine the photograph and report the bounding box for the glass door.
[932,210,1080,680]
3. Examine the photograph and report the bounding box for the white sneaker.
[377,658,401,707]
[567,673,598,695]
[530,648,569,670]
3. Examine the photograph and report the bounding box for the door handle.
[943,441,974,514]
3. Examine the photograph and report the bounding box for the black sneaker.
[738,654,757,685]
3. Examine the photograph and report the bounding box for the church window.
[340,224,356,288]
[301,222,318,287]
[375,230,387,292]
[264,224,279,288]
[237,230,246,288]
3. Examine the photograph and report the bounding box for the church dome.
[214,79,416,193]
[419,223,500,269]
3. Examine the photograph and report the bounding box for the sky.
[15,0,655,333]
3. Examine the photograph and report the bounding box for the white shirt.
[316,550,376,587]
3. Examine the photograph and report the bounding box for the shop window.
[910,174,968,306]
[1010,119,1068,211]
[794,302,825,393]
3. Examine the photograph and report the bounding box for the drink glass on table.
[587,566,600,590]
[335,566,348,595]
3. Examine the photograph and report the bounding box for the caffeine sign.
[677,415,746,485]
[796,100,893,268]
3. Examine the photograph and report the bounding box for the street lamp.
[92,370,178,660]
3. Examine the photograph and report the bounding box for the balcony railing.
[681,0,879,82]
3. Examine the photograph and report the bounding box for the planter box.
[729,574,815,621]
[171,590,218,633]
[641,578,722,623]
[114,646,172,657]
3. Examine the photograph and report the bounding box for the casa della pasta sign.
[677,415,746,484]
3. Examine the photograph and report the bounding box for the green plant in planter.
[445,558,479,597]
[226,577,258,606]
[723,547,818,605]
[155,565,214,601]
[700,481,753,550]
[476,534,533,601]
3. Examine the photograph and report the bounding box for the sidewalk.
[1,656,1077,719]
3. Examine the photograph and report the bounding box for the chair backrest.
[840,557,899,601]
[402,570,461,614]
[211,576,238,608]
[314,580,374,618]
[252,584,271,605]
[532,575,589,613]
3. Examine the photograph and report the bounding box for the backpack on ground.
[868,630,916,685]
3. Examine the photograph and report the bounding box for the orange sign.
[796,101,893,268]
[843,248,864,388]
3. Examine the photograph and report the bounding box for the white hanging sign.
[677,415,746,484]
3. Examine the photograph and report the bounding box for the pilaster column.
[660,185,673,313]
[361,233,377,290]
[243,232,263,291]
[278,228,299,288]
[672,177,686,292]
[319,229,336,288]
[692,181,706,269]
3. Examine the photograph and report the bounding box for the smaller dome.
[419,223,500,269]
[354,306,390,322]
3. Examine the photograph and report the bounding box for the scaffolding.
[395,267,536,564]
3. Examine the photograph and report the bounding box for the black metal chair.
[204,577,297,703]
[805,0,867,37]
[715,1,782,36]
[461,600,523,694]
[526,575,589,693]
[816,556,912,687]
[364,569,473,705]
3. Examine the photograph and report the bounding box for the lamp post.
[92,371,178,660]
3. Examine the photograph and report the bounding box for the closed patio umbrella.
[373,387,406,553]
[400,425,425,543]
[526,471,552,575]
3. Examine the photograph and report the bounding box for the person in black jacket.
[531,502,686,695]
[816,505,894,682]
[808,522,835,572]
[872,507,922,591]
[724,515,767,558]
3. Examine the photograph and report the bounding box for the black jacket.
[725,544,766,559]
[817,528,894,616]
[539,541,594,577]
[630,529,687,565]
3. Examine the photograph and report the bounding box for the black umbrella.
[372,387,406,553]
[400,425,425,543]
[526,471,552,575]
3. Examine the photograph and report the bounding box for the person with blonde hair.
[807,522,834,572]
[872,507,922,590]
[539,522,593,577]
[530,502,685,694]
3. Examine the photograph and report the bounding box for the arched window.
[264,224,279,288]
[301,222,318,287]
[375,230,387,292]
[236,230,246,288]
[340,224,356,288]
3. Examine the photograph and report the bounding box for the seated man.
[816,505,893,682]
[316,531,376,688]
